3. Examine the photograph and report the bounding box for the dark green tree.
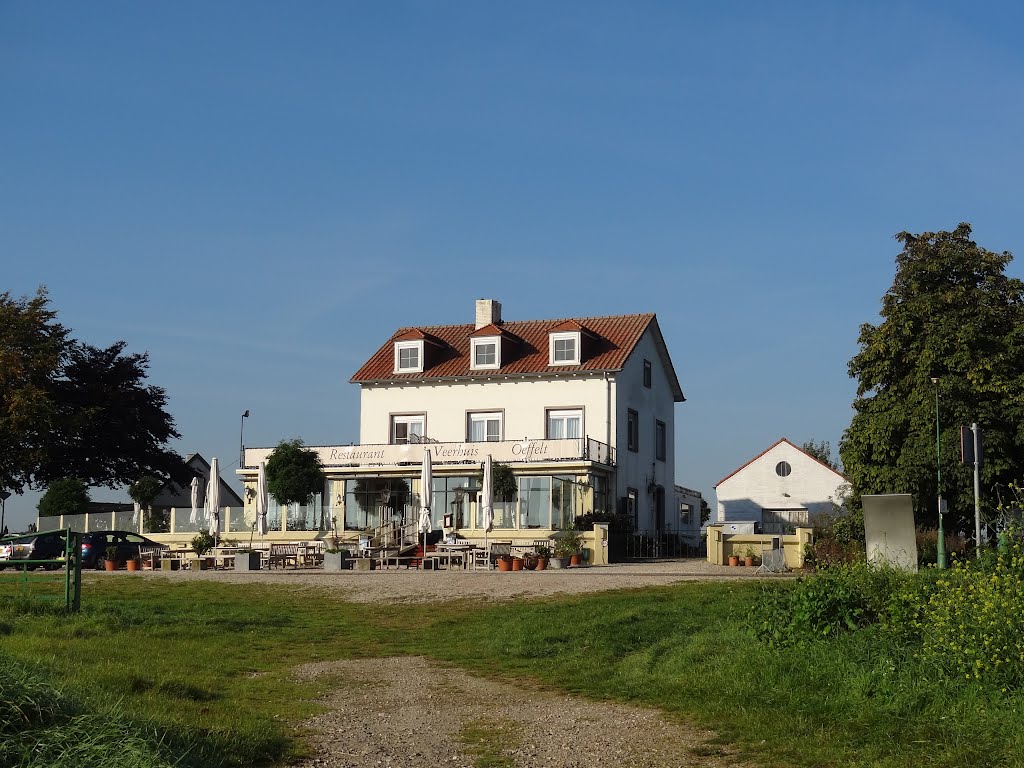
[0,288,184,493]
[39,341,184,488]
[0,287,68,494]
[265,439,326,508]
[37,477,90,518]
[840,224,1024,531]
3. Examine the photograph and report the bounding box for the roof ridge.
[393,312,655,336]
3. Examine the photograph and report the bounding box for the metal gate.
[0,527,82,611]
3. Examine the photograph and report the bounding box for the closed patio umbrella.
[132,501,141,532]
[206,457,221,544]
[480,454,494,569]
[256,461,269,537]
[190,476,200,526]
[419,449,433,570]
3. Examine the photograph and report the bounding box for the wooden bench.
[268,543,300,569]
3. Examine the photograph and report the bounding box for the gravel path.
[137,559,786,604]
[124,561,780,766]
[292,656,756,768]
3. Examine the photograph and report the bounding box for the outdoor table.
[434,543,476,570]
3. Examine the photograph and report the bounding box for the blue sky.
[3,1,1024,530]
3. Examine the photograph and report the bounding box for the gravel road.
[130,560,779,766]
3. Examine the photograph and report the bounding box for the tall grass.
[3,575,1024,767]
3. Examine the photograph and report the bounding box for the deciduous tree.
[840,224,1024,532]
[265,439,326,508]
[0,288,184,494]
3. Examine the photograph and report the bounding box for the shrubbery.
[754,538,1024,691]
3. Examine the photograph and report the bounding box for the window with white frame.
[390,414,425,444]
[546,409,582,439]
[468,411,502,442]
[471,338,499,370]
[393,341,423,373]
[549,332,580,365]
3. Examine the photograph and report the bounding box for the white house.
[240,299,685,544]
[714,438,846,534]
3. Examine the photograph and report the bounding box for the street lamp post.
[931,378,947,569]
[0,490,10,535]
[240,410,250,469]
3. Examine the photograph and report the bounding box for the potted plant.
[727,547,740,566]
[104,545,120,572]
[511,556,524,571]
[191,531,215,570]
[554,529,584,567]
[496,554,513,572]
[743,545,758,567]
[534,544,550,571]
[125,553,141,572]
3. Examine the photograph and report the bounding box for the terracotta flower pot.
[511,557,524,571]
[535,557,548,571]
[570,553,582,567]
[744,556,755,567]
[496,556,512,572]
[104,559,118,572]
[727,555,739,567]
[126,559,140,572]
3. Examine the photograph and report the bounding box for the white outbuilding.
[714,438,847,534]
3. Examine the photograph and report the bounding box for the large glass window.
[519,476,551,528]
[547,409,582,439]
[432,476,479,530]
[551,475,577,529]
[468,412,502,442]
[391,415,425,444]
[286,494,327,532]
[344,478,412,530]
[591,474,609,515]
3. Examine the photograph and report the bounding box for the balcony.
[243,437,614,470]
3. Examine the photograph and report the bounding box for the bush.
[911,546,1024,688]
[191,531,215,556]
[751,562,917,647]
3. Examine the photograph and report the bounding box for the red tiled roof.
[351,313,677,392]
[714,438,847,487]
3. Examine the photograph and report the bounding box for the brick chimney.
[475,299,502,329]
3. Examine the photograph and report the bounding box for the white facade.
[240,300,684,540]
[714,438,846,534]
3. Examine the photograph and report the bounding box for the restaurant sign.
[244,438,586,468]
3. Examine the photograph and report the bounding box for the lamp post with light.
[931,377,947,569]
[239,410,250,469]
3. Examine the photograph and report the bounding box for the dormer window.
[549,332,580,365]
[471,337,500,370]
[394,340,423,373]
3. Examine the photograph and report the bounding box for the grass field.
[3,575,1024,767]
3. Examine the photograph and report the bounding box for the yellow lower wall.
[705,527,812,569]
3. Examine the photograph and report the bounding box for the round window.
[775,461,792,477]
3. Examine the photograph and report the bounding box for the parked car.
[80,531,166,569]
[0,530,70,570]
